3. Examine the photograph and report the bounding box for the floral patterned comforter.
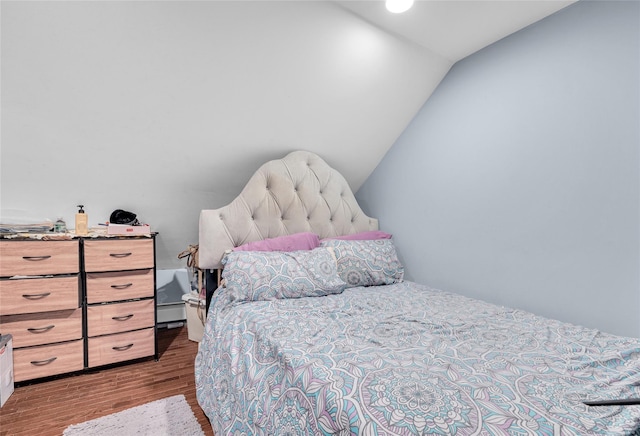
[195,281,640,435]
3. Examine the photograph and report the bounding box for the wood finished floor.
[0,326,214,436]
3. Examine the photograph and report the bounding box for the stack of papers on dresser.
[0,219,53,234]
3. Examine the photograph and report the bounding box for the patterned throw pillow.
[221,247,346,302]
[320,239,404,288]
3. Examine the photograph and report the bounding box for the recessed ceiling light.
[386,0,414,14]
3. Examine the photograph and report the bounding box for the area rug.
[63,394,205,435]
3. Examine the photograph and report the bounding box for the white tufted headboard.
[198,151,378,269]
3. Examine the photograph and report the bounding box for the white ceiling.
[336,0,576,62]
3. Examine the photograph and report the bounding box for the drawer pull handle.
[22,255,52,261]
[112,314,134,321]
[111,283,133,289]
[27,325,55,333]
[30,357,57,366]
[22,292,51,300]
[109,252,132,258]
[112,343,134,351]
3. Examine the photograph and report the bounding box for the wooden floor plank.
[0,327,214,436]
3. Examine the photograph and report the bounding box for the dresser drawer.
[86,269,154,304]
[88,327,155,367]
[0,309,82,348]
[84,239,154,272]
[87,299,155,337]
[13,339,84,382]
[0,276,80,316]
[0,240,79,276]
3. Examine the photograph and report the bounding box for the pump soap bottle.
[75,205,88,236]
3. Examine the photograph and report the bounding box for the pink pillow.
[234,232,320,252]
[322,230,392,241]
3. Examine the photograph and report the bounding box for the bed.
[195,151,640,435]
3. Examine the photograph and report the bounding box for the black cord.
[583,398,640,406]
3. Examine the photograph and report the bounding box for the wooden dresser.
[0,240,83,382]
[84,238,156,367]
[0,235,157,383]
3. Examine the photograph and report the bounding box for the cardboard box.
[0,335,14,408]
[107,224,151,235]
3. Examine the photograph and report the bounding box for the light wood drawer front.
[88,327,155,368]
[86,269,154,304]
[0,309,82,348]
[0,240,79,276]
[13,339,84,382]
[84,239,154,272]
[87,299,155,337]
[0,276,80,316]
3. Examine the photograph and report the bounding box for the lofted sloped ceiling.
[315,0,577,190]
[336,0,576,63]
[205,0,577,194]
[326,0,576,188]
[1,0,577,269]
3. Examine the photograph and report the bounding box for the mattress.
[195,281,640,435]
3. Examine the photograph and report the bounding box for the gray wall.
[356,1,640,338]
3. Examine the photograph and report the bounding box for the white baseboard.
[157,302,186,325]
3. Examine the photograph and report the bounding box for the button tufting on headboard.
[198,150,379,269]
